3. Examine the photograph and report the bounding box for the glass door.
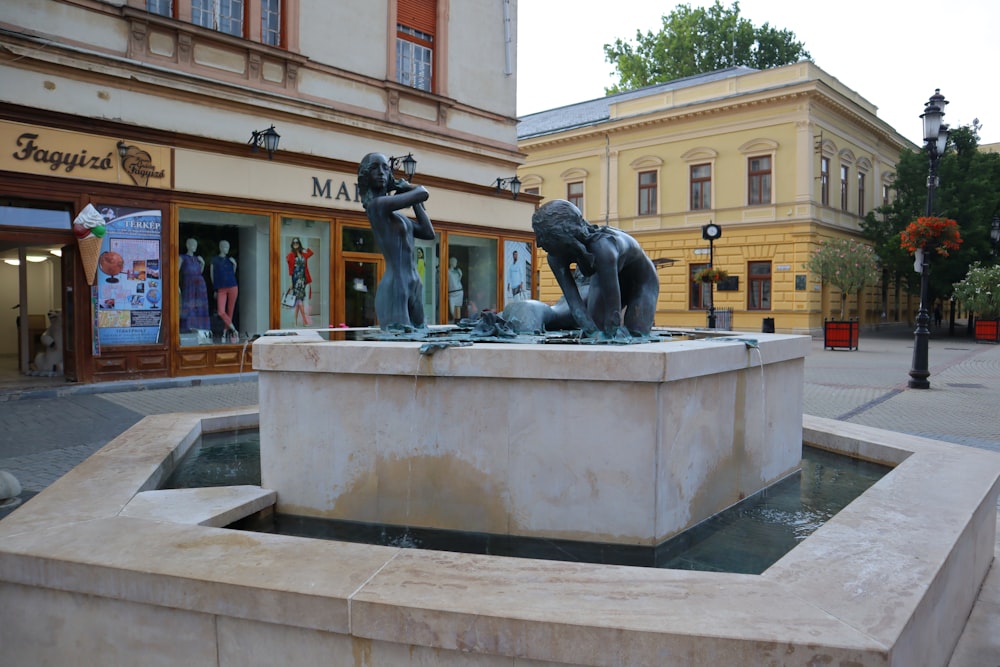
[342,259,380,327]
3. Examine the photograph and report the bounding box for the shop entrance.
[342,259,381,327]
[0,207,77,386]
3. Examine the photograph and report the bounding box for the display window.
[503,239,532,306]
[415,236,439,325]
[446,234,497,322]
[178,207,269,345]
[280,217,331,329]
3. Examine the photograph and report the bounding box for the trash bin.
[761,317,775,333]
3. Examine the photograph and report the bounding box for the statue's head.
[357,152,391,209]
[531,200,594,269]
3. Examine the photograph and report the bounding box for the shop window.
[689,263,710,310]
[820,156,830,206]
[504,239,532,305]
[397,0,436,92]
[748,261,772,311]
[747,156,771,205]
[567,181,583,210]
[178,208,270,345]
[637,171,657,216]
[690,164,711,210]
[446,234,497,323]
[414,236,439,325]
[279,218,330,330]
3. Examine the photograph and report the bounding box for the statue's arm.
[411,197,435,241]
[590,239,624,329]
[549,254,597,333]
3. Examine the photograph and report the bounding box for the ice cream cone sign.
[73,204,107,285]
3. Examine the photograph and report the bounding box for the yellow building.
[517,63,918,334]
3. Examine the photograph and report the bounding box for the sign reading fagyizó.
[0,120,171,188]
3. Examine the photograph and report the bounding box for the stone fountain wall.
[255,333,809,544]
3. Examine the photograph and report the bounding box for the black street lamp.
[702,223,722,328]
[909,89,949,390]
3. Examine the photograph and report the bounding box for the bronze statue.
[529,199,658,339]
[357,153,435,329]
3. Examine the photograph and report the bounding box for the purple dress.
[179,253,210,331]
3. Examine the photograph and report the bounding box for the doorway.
[0,205,75,387]
[342,259,380,327]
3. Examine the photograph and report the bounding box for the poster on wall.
[94,205,163,345]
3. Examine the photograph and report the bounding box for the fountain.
[0,196,997,664]
[0,332,998,664]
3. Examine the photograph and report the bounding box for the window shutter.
[398,0,436,36]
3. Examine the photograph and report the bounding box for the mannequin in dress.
[210,240,239,342]
[447,256,463,322]
[179,238,209,332]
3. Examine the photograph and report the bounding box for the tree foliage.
[953,263,1000,319]
[862,121,1000,302]
[603,1,810,92]
[805,238,880,319]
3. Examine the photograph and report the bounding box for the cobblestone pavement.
[803,324,1000,453]
[1,326,999,509]
[0,376,258,505]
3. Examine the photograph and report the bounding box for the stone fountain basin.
[0,406,997,665]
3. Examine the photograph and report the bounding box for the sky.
[516,0,1000,147]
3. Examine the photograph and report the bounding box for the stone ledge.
[121,486,276,528]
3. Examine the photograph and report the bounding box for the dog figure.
[29,310,63,377]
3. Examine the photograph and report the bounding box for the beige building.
[1,0,536,384]
[517,63,918,334]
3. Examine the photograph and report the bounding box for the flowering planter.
[824,319,858,351]
[974,319,1000,344]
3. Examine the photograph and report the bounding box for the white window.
[192,0,244,38]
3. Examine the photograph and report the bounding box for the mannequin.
[179,238,210,333]
[285,237,314,326]
[447,256,463,322]
[210,240,239,342]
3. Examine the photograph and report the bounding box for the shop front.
[1,118,535,386]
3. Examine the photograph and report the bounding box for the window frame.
[260,0,281,46]
[637,170,657,216]
[820,156,830,206]
[191,0,246,38]
[567,181,583,211]
[747,261,772,311]
[690,163,711,211]
[840,164,849,211]
[146,0,173,16]
[747,156,771,206]
[857,171,866,217]
[141,1,286,47]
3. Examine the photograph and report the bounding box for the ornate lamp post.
[702,223,722,328]
[908,90,950,389]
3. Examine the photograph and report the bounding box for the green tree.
[862,122,1000,304]
[603,1,810,92]
[805,238,879,319]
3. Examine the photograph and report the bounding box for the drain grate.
[946,383,985,389]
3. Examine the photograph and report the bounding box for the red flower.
[899,217,963,256]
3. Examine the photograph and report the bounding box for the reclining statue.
[503,199,658,340]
